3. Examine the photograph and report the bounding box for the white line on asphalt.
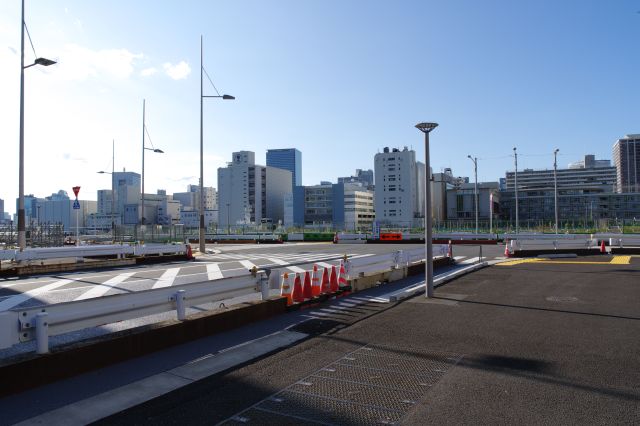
[239,260,257,270]
[286,266,306,273]
[206,263,224,281]
[152,268,181,289]
[0,279,72,311]
[74,272,136,301]
[453,256,467,261]
[266,258,290,266]
[460,257,480,264]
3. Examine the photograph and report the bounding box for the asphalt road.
[0,242,501,312]
[90,255,640,425]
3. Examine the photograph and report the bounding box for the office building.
[0,198,4,222]
[338,169,374,189]
[292,182,374,230]
[112,170,141,225]
[613,134,640,193]
[374,147,423,228]
[500,155,618,223]
[218,151,292,229]
[266,148,301,189]
[33,190,96,232]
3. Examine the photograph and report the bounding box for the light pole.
[553,148,559,235]
[226,203,230,235]
[18,0,56,251]
[98,140,117,240]
[200,35,235,254]
[467,155,478,234]
[416,122,438,298]
[141,99,164,229]
[513,147,519,234]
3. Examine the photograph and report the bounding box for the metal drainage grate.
[220,344,463,425]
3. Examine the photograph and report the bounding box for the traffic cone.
[302,271,313,300]
[280,272,293,306]
[338,261,348,288]
[311,265,322,297]
[320,267,331,294]
[329,265,339,292]
[292,273,304,304]
[600,240,606,254]
[447,240,453,258]
[186,244,194,260]
[504,241,511,258]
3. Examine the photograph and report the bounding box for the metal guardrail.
[509,238,596,251]
[608,237,640,247]
[0,244,188,263]
[0,272,268,354]
[434,233,496,240]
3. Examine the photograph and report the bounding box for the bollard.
[35,312,49,354]
[479,245,483,263]
[175,289,186,321]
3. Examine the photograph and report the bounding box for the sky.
[1,0,639,215]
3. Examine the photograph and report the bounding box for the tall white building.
[374,147,422,228]
[218,151,292,229]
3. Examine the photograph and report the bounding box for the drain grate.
[219,344,463,425]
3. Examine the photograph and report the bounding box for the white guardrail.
[508,238,596,251]
[0,244,189,262]
[0,246,450,355]
[608,237,640,247]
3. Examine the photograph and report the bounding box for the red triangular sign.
[72,186,81,198]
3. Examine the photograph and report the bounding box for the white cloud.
[140,67,158,77]
[163,61,191,80]
[50,44,144,81]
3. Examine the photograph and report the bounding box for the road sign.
[72,186,81,197]
[73,200,80,210]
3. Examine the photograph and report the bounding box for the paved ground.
[87,255,640,425]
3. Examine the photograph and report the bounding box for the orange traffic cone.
[311,265,322,297]
[292,273,304,304]
[330,265,339,292]
[186,244,194,260]
[504,241,511,258]
[447,240,453,258]
[600,240,606,254]
[302,271,313,300]
[338,261,348,288]
[280,272,293,306]
[320,267,330,294]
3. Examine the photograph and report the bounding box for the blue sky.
[1,1,639,214]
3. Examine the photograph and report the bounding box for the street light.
[200,36,235,254]
[18,0,56,251]
[415,122,438,298]
[513,147,519,234]
[97,140,117,239]
[553,148,559,235]
[226,202,230,235]
[467,155,478,234]
[141,99,164,227]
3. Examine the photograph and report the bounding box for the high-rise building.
[112,171,141,225]
[218,151,292,229]
[374,147,422,228]
[0,198,4,220]
[266,148,302,189]
[338,169,374,189]
[613,134,640,193]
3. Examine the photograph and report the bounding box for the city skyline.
[2,1,639,216]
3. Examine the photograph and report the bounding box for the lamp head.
[222,94,235,100]
[153,149,164,154]
[35,57,56,67]
[554,148,559,154]
[415,122,438,133]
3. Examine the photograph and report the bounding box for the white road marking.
[316,262,334,269]
[460,257,480,265]
[239,260,257,270]
[0,279,72,311]
[206,263,224,281]
[266,258,290,266]
[152,268,181,289]
[75,272,136,301]
[453,256,467,261]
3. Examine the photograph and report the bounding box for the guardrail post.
[175,290,186,321]
[260,271,270,300]
[553,240,558,250]
[35,312,49,354]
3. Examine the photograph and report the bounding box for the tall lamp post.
[416,122,438,298]
[553,148,559,235]
[513,147,519,234]
[17,0,56,251]
[97,141,117,240]
[467,155,478,234]
[200,35,235,254]
[141,99,164,228]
